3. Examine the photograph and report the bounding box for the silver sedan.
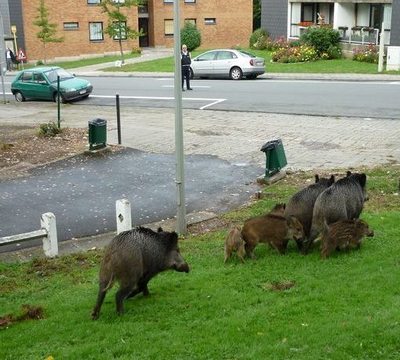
[190,49,265,80]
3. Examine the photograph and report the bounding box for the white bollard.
[41,212,58,258]
[116,199,132,234]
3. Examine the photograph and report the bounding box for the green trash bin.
[88,118,107,150]
[260,139,287,178]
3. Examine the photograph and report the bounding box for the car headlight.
[63,88,77,93]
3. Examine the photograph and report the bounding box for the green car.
[11,66,93,103]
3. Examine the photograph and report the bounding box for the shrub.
[249,28,269,49]
[300,26,340,57]
[38,122,62,137]
[271,45,318,63]
[320,45,342,60]
[353,44,378,63]
[180,22,201,52]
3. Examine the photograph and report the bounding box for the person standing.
[6,48,14,71]
[181,44,192,91]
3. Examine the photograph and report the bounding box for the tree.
[100,0,142,64]
[180,22,201,52]
[253,0,261,30]
[33,0,64,64]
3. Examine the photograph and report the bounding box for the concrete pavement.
[1,48,399,261]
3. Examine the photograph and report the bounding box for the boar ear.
[329,175,335,184]
[169,231,179,244]
[346,171,352,177]
[315,174,320,183]
[359,173,367,187]
[157,227,163,233]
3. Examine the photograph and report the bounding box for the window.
[185,0,196,3]
[301,4,315,22]
[184,19,196,26]
[87,0,101,4]
[164,19,173,36]
[20,71,33,82]
[89,22,104,41]
[164,0,173,3]
[216,51,235,60]
[63,22,79,30]
[113,21,127,40]
[204,18,216,25]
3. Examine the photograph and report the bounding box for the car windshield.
[45,68,74,83]
[238,50,256,58]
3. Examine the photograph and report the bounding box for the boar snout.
[175,262,190,273]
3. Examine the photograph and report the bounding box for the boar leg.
[116,284,137,315]
[127,278,150,299]
[91,284,107,320]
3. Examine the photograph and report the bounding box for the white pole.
[173,0,187,235]
[41,212,58,258]
[116,199,132,234]
[378,22,385,73]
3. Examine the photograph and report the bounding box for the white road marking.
[162,85,211,88]
[91,94,226,110]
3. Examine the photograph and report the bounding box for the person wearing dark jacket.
[181,44,192,91]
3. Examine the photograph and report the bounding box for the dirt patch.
[0,304,44,328]
[0,125,88,180]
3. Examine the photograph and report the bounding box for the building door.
[139,18,149,47]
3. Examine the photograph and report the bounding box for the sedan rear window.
[238,50,257,58]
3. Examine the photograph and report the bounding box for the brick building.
[0,0,253,62]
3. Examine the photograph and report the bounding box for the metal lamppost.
[173,0,186,235]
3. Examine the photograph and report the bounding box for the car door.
[33,72,53,100]
[192,51,217,76]
[214,51,237,77]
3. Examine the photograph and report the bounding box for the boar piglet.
[224,225,245,263]
[320,219,374,259]
[241,213,304,257]
[92,226,189,320]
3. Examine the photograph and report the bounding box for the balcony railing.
[290,24,389,45]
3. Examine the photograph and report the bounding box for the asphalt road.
[3,75,400,118]
[0,148,261,248]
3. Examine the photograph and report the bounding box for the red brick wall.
[22,0,139,61]
[151,0,253,49]
[21,0,253,61]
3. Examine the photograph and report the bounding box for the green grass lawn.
[102,49,399,75]
[1,165,400,359]
[22,52,141,70]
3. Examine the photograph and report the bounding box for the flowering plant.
[353,44,378,63]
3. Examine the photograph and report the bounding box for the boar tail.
[104,273,115,291]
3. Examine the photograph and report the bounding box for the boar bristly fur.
[285,174,335,251]
[92,226,189,320]
[320,219,374,258]
[224,226,246,263]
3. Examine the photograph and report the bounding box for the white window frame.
[164,19,173,35]
[89,22,104,41]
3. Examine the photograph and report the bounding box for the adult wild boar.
[308,171,368,250]
[92,226,189,320]
[285,174,335,251]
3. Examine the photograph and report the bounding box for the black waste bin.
[260,139,287,178]
[88,118,107,150]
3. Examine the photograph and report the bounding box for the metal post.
[57,75,61,128]
[173,0,186,235]
[0,13,7,104]
[116,93,121,144]
[378,22,385,73]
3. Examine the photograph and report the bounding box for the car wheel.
[53,92,67,104]
[230,67,243,80]
[14,91,25,102]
